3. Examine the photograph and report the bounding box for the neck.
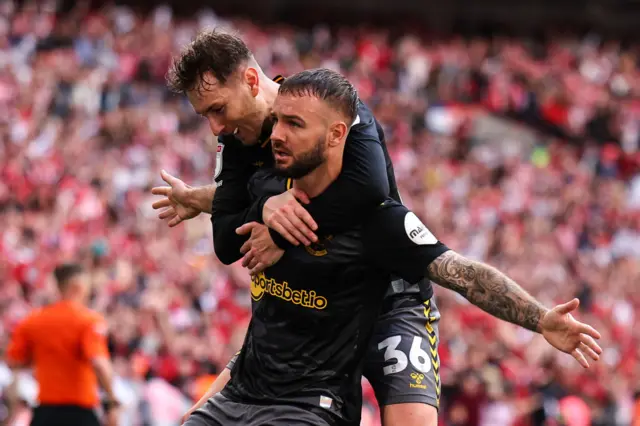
[251,77,280,145]
[261,77,280,108]
[293,152,343,199]
[61,292,83,304]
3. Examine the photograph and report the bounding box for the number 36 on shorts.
[378,335,433,375]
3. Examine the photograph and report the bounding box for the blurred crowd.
[1,1,640,425]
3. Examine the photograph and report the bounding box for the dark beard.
[272,139,326,179]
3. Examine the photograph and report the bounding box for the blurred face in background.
[187,69,266,145]
[64,272,91,303]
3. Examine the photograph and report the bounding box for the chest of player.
[241,141,274,174]
[217,137,274,179]
[249,229,375,315]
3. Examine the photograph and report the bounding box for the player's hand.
[237,222,285,275]
[151,170,201,227]
[262,189,318,246]
[104,402,121,426]
[540,298,602,368]
[181,404,201,425]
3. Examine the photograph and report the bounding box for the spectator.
[1,1,639,425]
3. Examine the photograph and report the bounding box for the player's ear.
[245,67,259,98]
[328,122,348,147]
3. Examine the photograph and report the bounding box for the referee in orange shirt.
[4,263,120,426]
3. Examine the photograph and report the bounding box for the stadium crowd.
[1,1,640,425]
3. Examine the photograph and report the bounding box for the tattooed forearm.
[426,251,548,333]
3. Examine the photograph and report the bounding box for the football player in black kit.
[153,33,602,426]
[177,69,602,426]
[155,30,444,426]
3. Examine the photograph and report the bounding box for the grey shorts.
[226,297,441,410]
[184,393,331,426]
[362,297,441,409]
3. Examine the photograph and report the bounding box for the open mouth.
[273,147,290,161]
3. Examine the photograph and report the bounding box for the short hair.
[166,29,252,93]
[278,68,358,124]
[53,263,84,290]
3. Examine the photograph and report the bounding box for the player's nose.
[207,117,226,136]
[270,120,286,143]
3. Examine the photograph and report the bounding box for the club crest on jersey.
[404,212,437,245]
[214,142,224,180]
[304,235,333,257]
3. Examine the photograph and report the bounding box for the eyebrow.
[276,113,305,123]
[196,103,223,116]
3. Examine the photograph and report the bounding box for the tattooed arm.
[426,251,549,333]
[364,202,602,367]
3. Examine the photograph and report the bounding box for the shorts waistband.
[380,294,424,313]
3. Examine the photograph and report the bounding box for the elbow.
[364,178,389,206]
[211,216,240,265]
[213,235,238,265]
[91,356,112,376]
[216,249,238,266]
[212,232,241,265]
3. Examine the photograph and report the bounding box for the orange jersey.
[6,300,109,408]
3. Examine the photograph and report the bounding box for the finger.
[152,198,172,210]
[168,216,183,227]
[556,298,580,315]
[242,251,255,268]
[249,262,267,276]
[572,348,589,369]
[240,240,252,255]
[236,222,257,235]
[293,205,319,233]
[151,186,171,196]
[269,221,300,246]
[277,214,312,245]
[580,334,603,355]
[290,188,311,205]
[575,322,601,340]
[158,208,176,220]
[161,170,179,186]
[245,250,260,270]
[579,342,600,362]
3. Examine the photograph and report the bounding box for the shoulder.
[12,312,36,334]
[216,134,250,160]
[80,309,108,335]
[214,135,255,181]
[366,200,438,244]
[248,169,287,198]
[74,305,103,324]
[217,133,242,147]
[347,100,382,143]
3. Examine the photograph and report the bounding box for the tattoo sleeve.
[426,251,548,333]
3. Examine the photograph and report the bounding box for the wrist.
[258,195,272,224]
[185,186,209,213]
[268,228,294,250]
[103,397,120,410]
[536,308,550,334]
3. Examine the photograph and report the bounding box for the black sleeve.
[300,121,390,233]
[210,142,265,265]
[363,200,450,284]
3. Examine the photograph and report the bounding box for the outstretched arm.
[426,251,602,367]
[426,251,547,332]
[363,200,602,368]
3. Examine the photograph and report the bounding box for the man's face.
[187,71,264,145]
[270,93,334,178]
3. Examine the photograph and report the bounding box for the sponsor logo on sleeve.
[404,212,438,245]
